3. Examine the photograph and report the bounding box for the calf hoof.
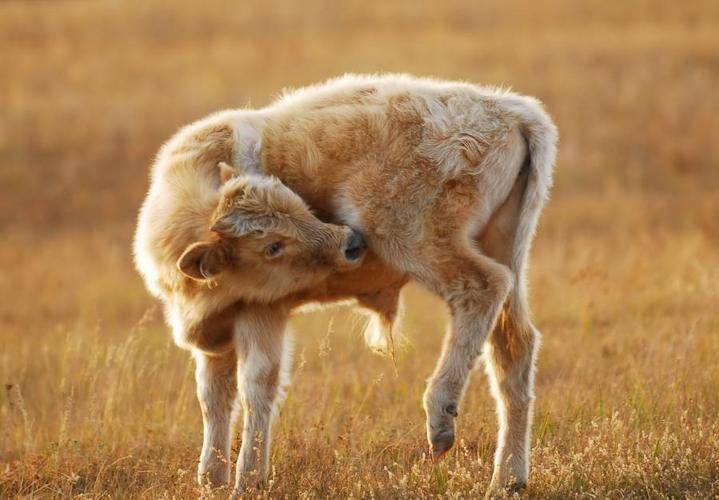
[231,483,263,500]
[424,394,458,460]
[197,464,231,490]
[430,428,455,459]
[485,478,527,498]
[231,472,265,499]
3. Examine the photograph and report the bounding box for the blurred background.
[1,1,718,497]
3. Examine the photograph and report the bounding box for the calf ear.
[211,211,273,238]
[177,241,228,280]
[211,212,251,237]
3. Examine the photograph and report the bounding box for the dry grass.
[1,0,718,497]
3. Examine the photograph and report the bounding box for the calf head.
[177,169,366,302]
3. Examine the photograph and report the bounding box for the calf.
[134,74,557,496]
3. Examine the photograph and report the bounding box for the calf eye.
[264,241,284,258]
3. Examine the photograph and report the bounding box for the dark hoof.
[430,429,455,460]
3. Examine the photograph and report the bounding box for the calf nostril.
[344,231,366,261]
[345,245,363,261]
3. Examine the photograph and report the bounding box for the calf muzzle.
[343,229,367,262]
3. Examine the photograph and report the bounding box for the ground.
[1,0,718,497]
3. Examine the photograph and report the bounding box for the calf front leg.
[232,305,292,496]
[418,251,513,459]
[194,348,238,488]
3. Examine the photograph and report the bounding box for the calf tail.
[502,95,558,323]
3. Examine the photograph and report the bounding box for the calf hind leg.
[484,307,539,493]
[419,250,513,458]
[479,168,540,493]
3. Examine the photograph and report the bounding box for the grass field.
[1,0,718,497]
